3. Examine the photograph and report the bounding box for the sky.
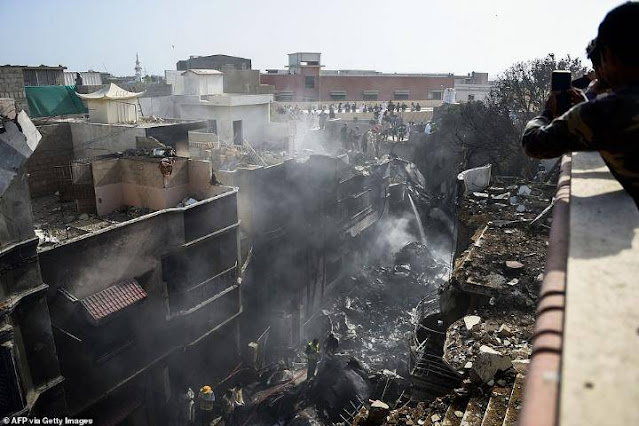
[0,0,624,78]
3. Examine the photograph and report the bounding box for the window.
[275,93,293,102]
[207,120,218,134]
[394,90,409,100]
[330,90,347,101]
[363,90,379,101]
[428,90,442,100]
[305,76,316,89]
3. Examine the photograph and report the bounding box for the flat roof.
[1,64,66,70]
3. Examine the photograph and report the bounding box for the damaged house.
[37,154,242,421]
[0,106,66,416]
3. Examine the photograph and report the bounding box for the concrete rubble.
[348,176,553,426]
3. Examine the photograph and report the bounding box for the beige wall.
[92,157,221,216]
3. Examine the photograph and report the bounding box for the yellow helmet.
[200,385,212,393]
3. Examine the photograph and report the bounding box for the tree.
[433,54,587,177]
[488,53,587,135]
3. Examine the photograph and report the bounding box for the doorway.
[233,120,243,145]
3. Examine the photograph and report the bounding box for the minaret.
[135,53,142,82]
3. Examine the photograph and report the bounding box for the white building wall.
[453,83,492,102]
[183,73,224,96]
[139,96,176,118]
[174,100,270,145]
[165,70,184,95]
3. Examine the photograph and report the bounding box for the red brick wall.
[320,75,455,101]
[261,73,455,101]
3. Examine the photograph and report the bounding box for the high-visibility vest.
[306,342,320,361]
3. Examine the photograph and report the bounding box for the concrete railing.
[521,152,639,426]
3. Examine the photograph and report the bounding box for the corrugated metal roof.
[80,278,146,322]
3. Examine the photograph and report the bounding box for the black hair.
[586,38,601,67]
[598,2,639,66]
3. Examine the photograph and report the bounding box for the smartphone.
[551,70,572,91]
[551,70,572,115]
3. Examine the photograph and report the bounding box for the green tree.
[435,54,587,177]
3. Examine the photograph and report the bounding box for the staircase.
[418,373,526,426]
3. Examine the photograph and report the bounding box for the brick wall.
[261,72,456,102]
[0,67,28,113]
[25,123,75,196]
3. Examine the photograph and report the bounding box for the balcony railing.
[520,152,639,426]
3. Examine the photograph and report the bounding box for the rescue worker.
[398,123,407,142]
[197,385,215,425]
[305,338,320,379]
[361,130,369,154]
[340,124,348,149]
[319,110,327,129]
[222,388,235,425]
[180,388,196,425]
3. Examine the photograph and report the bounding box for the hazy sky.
[1,0,623,78]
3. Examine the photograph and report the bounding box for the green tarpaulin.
[25,85,88,118]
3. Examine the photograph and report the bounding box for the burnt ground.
[232,240,449,426]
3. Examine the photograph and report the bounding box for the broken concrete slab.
[497,324,513,337]
[505,260,524,269]
[517,185,532,196]
[472,345,513,383]
[367,400,390,425]
[512,359,530,374]
[463,315,481,331]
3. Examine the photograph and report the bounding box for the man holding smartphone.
[521,2,639,206]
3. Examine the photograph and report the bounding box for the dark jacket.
[522,85,639,205]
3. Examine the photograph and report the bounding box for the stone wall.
[0,66,28,113]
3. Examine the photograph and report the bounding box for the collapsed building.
[0,50,593,426]
[1,83,415,422]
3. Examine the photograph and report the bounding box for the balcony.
[521,152,639,425]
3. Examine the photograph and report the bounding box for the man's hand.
[543,88,588,119]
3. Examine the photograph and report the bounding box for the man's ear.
[600,46,620,69]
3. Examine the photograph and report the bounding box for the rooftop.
[182,69,224,75]
[1,64,66,70]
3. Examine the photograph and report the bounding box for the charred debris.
[212,166,555,426]
[2,97,555,425]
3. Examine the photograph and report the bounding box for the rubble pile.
[356,177,553,426]
[31,194,154,248]
[451,178,553,309]
[211,144,289,170]
[321,243,445,372]
[443,313,534,382]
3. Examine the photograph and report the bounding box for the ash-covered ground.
[235,238,451,426]
[322,242,446,373]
